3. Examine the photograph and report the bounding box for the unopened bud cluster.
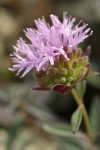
[35,47,90,88]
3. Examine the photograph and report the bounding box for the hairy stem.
[71,88,94,144]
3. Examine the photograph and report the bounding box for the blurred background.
[0,0,100,150]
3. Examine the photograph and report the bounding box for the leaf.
[42,123,74,138]
[52,84,71,94]
[71,106,83,133]
[42,122,85,139]
[43,116,89,150]
[76,81,86,99]
[58,138,89,150]
[6,114,23,150]
[90,96,100,136]
[43,122,89,149]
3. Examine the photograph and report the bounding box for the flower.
[9,12,93,93]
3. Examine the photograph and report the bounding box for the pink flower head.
[9,12,93,77]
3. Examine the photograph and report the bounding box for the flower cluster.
[9,12,93,93]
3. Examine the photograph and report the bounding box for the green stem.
[71,88,94,144]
